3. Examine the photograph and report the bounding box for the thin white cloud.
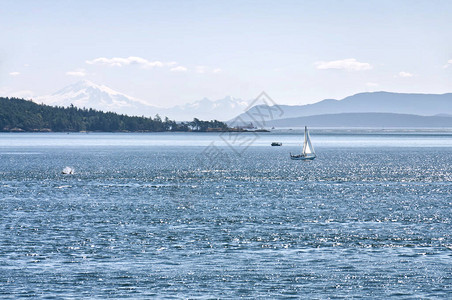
[9,72,20,76]
[0,88,34,99]
[195,66,221,74]
[86,56,220,74]
[398,71,413,77]
[170,66,188,72]
[195,66,207,73]
[443,59,452,68]
[66,69,86,77]
[315,58,372,71]
[86,56,167,68]
[366,82,379,87]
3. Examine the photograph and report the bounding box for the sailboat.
[290,126,316,160]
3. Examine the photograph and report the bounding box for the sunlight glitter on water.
[1,132,452,298]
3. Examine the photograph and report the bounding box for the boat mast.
[302,126,307,155]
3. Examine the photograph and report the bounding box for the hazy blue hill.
[234,92,452,123]
[265,112,452,128]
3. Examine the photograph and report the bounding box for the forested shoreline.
[0,97,232,132]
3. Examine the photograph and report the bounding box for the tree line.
[0,97,230,132]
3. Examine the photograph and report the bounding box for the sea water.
[1,131,452,298]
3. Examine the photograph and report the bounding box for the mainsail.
[290,126,316,160]
[302,126,315,156]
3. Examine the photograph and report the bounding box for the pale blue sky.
[1,0,451,106]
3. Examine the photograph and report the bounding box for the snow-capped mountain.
[36,80,250,121]
[163,96,250,121]
[36,80,158,116]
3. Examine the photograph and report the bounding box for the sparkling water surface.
[1,131,452,298]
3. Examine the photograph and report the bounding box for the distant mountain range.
[232,92,452,128]
[36,80,249,121]
[162,96,249,121]
[264,112,452,128]
[34,81,452,127]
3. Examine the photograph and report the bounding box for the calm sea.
[1,130,452,298]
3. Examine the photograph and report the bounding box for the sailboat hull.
[290,154,316,161]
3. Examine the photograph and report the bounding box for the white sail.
[290,126,316,160]
[302,127,315,156]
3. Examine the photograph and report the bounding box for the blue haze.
[235,92,452,124]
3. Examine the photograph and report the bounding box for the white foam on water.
[62,167,74,175]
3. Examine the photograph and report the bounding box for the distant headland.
[0,97,240,133]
